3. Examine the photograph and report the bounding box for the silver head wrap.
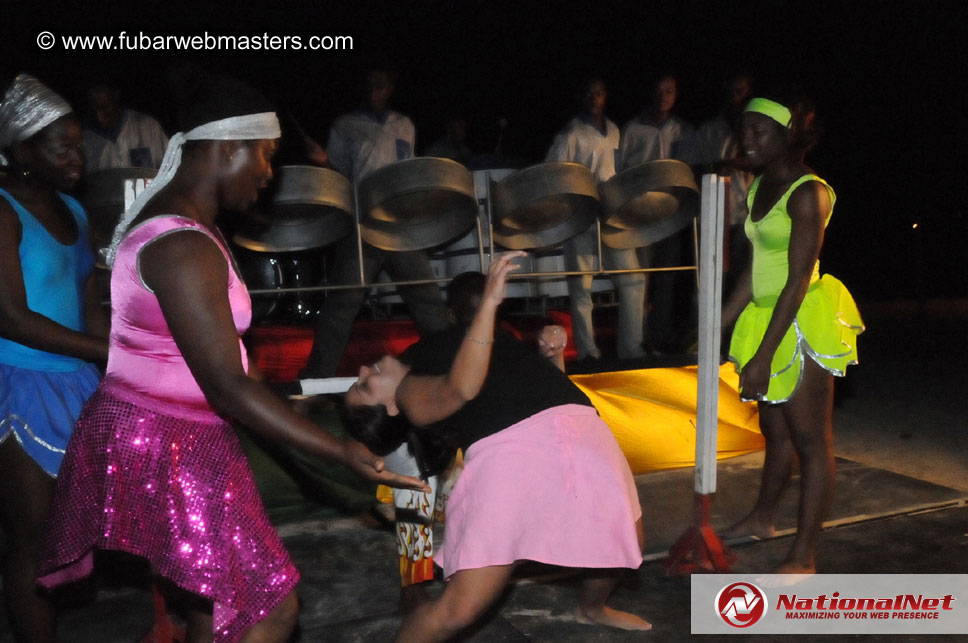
[0,74,74,166]
[105,112,281,266]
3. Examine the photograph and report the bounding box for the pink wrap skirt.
[436,404,643,579]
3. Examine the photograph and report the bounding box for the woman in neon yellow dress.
[722,91,863,574]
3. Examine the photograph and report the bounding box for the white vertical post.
[695,174,726,494]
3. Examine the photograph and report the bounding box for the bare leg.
[574,518,650,631]
[0,439,57,643]
[776,360,835,574]
[400,583,432,614]
[159,580,296,643]
[393,564,516,643]
[721,402,796,539]
[239,590,299,643]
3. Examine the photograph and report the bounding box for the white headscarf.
[105,111,281,266]
[0,74,74,166]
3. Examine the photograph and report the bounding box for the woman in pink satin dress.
[37,70,427,643]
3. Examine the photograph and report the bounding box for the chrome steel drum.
[233,165,354,252]
[358,157,477,252]
[232,245,324,323]
[490,162,600,250]
[441,168,535,298]
[598,159,699,249]
[81,167,157,249]
[233,246,285,322]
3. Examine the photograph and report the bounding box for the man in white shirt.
[617,74,699,170]
[618,74,697,353]
[303,68,448,378]
[82,78,168,171]
[546,78,646,363]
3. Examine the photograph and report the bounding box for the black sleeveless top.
[402,326,593,451]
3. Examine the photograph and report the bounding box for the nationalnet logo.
[694,575,968,634]
[716,582,768,628]
[775,591,955,621]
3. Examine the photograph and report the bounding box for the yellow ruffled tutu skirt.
[728,274,865,403]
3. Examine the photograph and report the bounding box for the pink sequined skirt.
[436,404,643,579]
[38,378,299,642]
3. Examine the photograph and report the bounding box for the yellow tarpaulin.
[570,363,763,474]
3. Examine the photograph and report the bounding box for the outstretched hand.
[483,251,527,306]
[342,440,431,492]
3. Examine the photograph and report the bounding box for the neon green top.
[746,174,835,304]
[729,174,863,403]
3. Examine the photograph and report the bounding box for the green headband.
[744,97,792,128]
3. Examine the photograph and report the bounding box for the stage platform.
[6,453,964,643]
[3,299,966,641]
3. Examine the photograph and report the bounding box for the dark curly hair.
[341,402,456,479]
[340,402,409,457]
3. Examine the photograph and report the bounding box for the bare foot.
[773,559,815,575]
[720,516,776,540]
[575,605,652,631]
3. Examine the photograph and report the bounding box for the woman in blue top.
[0,74,108,643]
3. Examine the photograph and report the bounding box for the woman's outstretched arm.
[397,252,526,426]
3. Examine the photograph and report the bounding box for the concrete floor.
[6,454,964,642]
[2,299,966,641]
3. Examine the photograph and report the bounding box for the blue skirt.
[0,362,100,476]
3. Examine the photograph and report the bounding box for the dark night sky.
[3,0,967,301]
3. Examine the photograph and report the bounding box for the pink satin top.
[105,216,251,412]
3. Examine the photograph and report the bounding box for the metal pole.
[595,216,604,273]
[246,265,696,295]
[695,174,725,495]
[353,178,365,287]
[482,170,493,271]
[692,217,700,290]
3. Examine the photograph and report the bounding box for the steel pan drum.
[81,167,157,249]
[491,162,600,250]
[232,245,324,323]
[233,165,354,252]
[599,159,698,249]
[358,157,477,252]
[433,168,535,298]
